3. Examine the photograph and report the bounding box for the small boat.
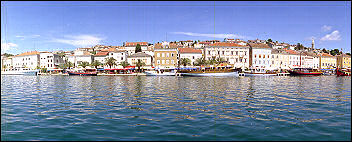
[1,68,39,75]
[336,68,351,76]
[288,68,323,75]
[68,68,98,76]
[244,68,278,76]
[178,66,240,77]
[145,69,176,76]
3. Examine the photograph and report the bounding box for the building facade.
[12,51,40,69]
[178,48,203,66]
[336,54,351,69]
[205,42,250,68]
[154,48,178,68]
[319,53,337,69]
[127,52,153,69]
[248,43,272,69]
[39,52,64,69]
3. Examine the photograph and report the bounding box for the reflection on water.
[1,75,351,141]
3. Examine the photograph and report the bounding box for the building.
[319,53,337,69]
[123,42,149,55]
[285,50,301,68]
[127,52,153,69]
[270,49,290,70]
[336,54,351,69]
[12,51,40,69]
[178,48,203,66]
[194,42,212,48]
[1,56,13,69]
[106,51,128,68]
[205,42,250,68]
[93,52,109,65]
[154,48,178,69]
[248,43,272,69]
[248,39,266,44]
[39,52,65,69]
[70,51,93,67]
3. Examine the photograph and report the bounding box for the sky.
[1,1,351,55]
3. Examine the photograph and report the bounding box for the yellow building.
[336,54,351,69]
[319,53,337,69]
[154,48,178,68]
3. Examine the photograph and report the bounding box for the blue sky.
[1,1,351,55]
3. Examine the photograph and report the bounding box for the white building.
[204,42,250,68]
[127,52,153,69]
[270,49,290,70]
[12,51,40,69]
[1,56,13,69]
[178,48,203,66]
[93,52,109,65]
[39,52,65,69]
[123,42,149,55]
[107,51,128,65]
[248,43,272,69]
[286,50,301,68]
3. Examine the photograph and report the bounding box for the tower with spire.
[311,39,315,50]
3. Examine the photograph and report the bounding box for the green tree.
[346,53,351,56]
[295,43,304,51]
[90,60,102,69]
[41,68,47,73]
[329,49,340,56]
[79,61,90,68]
[216,57,225,64]
[90,51,97,55]
[180,58,191,67]
[135,44,142,53]
[194,57,208,66]
[105,57,117,69]
[57,52,65,58]
[119,61,130,68]
[267,39,273,42]
[2,53,14,57]
[322,48,329,53]
[135,59,146,73]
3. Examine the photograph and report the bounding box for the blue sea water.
[1,75,351,141]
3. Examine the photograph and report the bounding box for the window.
[231,51,234,55]
[208,51,211,54]
[236,58,238,62]
[254,54,256,58]
[166,60,169,64]
[162,53,164,57]
[157,60,160,64]
[272,61,274,64]
[157,53,160,57]
[222,51,225,55]
[167,53,169,57]
[192,56,195,59]
[236,51,238,55]
[259,60,261,64]
[272,55,274,58]
[244,51,246,55]
[121,57,123,60]
[171,53,174,57]
[162,60,165,64]
[259,55,261,58]
[171,60,174,64]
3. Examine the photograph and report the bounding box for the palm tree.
[91,60,102,69]
[67,61,73,69]
[216,57,225,64]
[119,61,130,68]
[135,59,146,73]
[194,57,206,66]
[79,61,90,68]
[105,57,117,69]
[180,58,191,67]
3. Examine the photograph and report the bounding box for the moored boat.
[336,68,351,76]
[145,69,176,76]
[288,68,323,75]
[68,68,98,76]
[244,68,278,76]
[1,68,39,75]
[178,66,240,77]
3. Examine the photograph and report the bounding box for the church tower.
[311,39,315,50]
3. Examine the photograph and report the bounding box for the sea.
[1,75,351,141]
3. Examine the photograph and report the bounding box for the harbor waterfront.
[1,75,351,141]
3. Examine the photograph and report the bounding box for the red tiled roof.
[178,48,202,54]
[321,53,334,57]
[248,43,270,48]
[95,52,109,56]
[198,42,211,44]
[210,42,248,47]
[16,51,40,56]
[125,42,148,46]
[285,49,300,55]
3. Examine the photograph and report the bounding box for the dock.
[276,73,290,76]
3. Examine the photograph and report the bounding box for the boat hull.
[1,70,38,75]
[68,72,97,76]
[244,73,277,76]
[144,71,176,76]
[288,70,323,75]
[336,69,351,76]
[181,72,239,77]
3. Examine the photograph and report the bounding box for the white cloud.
[51,34,104,48]
[320,30,341,41]
[1,42,18,53]
[172,32,249,39]
[321,25,332,32]
[15,34,40,40]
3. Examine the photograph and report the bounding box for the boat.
[68,68,98,76]
[288,68,323,75]
[244,68,278,76]
[145,69,176,76]
[178,66,240,77]
[1,68,39,75]
[336,68,351,76]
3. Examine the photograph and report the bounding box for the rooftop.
[248,43,271,49]
[178,48,202,54]
[16,51,40,57]
[209,42,249,47]
[125,42,148,46]
[128,52,152,58]
[95,52,109,56]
